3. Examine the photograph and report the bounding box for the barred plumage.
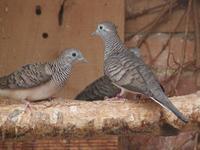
[75,75,120,101]
[75,47,141,101]
[93,21,188,123]
[0,48,87,101]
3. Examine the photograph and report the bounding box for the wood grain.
[0,0,124,99]
[0,91,199,139]
[0,136,119,150]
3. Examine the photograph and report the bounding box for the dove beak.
[91,32,97,36]
[82,58,88,63]
[91,30,98,36]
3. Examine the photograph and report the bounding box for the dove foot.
[116,93,126,99]
[114,90,127,101]
[104,94,127,102]
[47,96,57,102]
[104,88,127,101]
[21,99,34,113]
[104,97,127,102]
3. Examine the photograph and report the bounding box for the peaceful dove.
[0,48,87,102]
[92,21,188,123]
[75,47,141,101]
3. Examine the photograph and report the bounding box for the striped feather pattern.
[0,50,76,90]
[75,75,120,101]
[97,21,188,123]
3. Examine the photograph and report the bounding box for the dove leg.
[116,88,126,99]
[105,88,127,101]
[47,96,57,102]
[21,99,33,112]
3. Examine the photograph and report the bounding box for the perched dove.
[0,48,87,102]
[92,21,188,123]
[75,47,141,101]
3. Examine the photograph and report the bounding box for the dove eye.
[72,52,77,57]
[99,25,103,30]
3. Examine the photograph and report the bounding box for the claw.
[48,96,57,101]
[21,99,33,113]
[104,89,127,102]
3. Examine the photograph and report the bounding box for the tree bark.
[0,91,200,139]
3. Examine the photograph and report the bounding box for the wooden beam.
[0,136,119,149]
[0,91,199,139]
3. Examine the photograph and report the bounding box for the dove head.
[92,21,125,60]
[59,48,87,64]
[92,21,117,39]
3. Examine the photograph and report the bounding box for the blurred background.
[0,0,124,99]
[0,0,199,149]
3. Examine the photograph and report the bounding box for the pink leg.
[48,96,57,101]
[116,90,126,99]
[105,88,127,101]
[21,99,33,112]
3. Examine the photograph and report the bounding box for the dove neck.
[54,57,73,70]
[104,33,126,60]
[48,59,72,85]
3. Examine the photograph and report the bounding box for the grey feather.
[0,63,51,89]
[129,47,141,58]
[75,47,141,101]
[0,48,87,101]
[93,21,188,123]
[75,75,120,101]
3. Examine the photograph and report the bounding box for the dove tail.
[151,96,188,123]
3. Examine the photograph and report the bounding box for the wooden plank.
[0,136,119,150]
[118,133,196,150]
[0,0,124,99]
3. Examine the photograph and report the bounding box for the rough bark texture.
[0,91,199,139]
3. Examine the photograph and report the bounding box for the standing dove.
[75,47,141,101]
[92,21,188,123]
[0,48,87,102]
